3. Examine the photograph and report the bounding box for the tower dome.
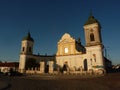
[84,13,101,27]
[22,32,34,42]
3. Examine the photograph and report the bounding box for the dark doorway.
[45,61,49,73]
[45,65,49,73]
[63,64,67,71]
[84,59,88,71]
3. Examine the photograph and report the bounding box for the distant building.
[19,13,106,74]
[0,62,19,73]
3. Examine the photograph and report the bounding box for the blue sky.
[0,0,120,64]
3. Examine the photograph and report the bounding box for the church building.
[19,14,105,74]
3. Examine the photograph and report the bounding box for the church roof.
[84,13,101,27]
[22,32,34,42]
[0,62,19,67]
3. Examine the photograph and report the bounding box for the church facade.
[19,14,105,74]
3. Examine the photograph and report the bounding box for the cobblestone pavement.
[0,76,11,90]
[1,73,120,90]
[0,79,8,90]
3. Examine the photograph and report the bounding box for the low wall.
[25,69,105,75]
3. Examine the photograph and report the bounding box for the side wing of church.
[19,14,105,74]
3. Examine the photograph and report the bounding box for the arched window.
[22,47,25,51]
[90,33,95,41]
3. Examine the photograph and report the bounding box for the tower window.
[22,47,25,52]
[29,47,32,52]
[90,33,95,41]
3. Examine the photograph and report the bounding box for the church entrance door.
[84,59,88,71]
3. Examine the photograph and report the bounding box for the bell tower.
[20,32,34,55]
[83,13,105,71]
[19,32,34,73]
[83,13,102,46]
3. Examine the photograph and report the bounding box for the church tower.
[19,32,34,73]
[83,13,105,71]
[84,13,102,46]
[20,32,34,55]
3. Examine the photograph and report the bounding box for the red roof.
[0,62,19,67]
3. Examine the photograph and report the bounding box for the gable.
[58,33,75,45]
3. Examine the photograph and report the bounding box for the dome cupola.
[84,13,101,28]
[22,32,34,42]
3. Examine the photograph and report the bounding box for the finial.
[28,28,30,33]
[26,30,31,39]
[26,24,30,33]
[27,29,31,37]
[90,10,93,17]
